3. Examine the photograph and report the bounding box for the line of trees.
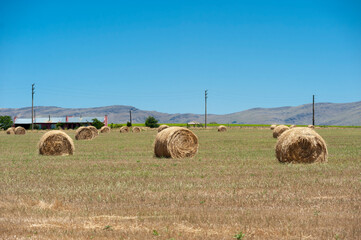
[0,115,161,130]
[0,116,13,130]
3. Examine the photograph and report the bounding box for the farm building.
[187,121,202,127]
[14,115,108,129]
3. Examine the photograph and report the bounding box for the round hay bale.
[38,130,74,156]
[119,126,129,133]
[75,127,93,140]
[154,127,198,158]
[308,125,315,129]
[290,125,296,128]
[273,125,289,138]
[100,126,110,133]
[87,126,99,138]
[6,127,15,135]
[14,126,26,135]
[217,125,227,132]
[132,127,141,133]
[275,127,328,163]
[157,125,169,133]
[270,124,277,130]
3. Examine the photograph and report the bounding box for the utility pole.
[312,95,315,126]
[129,110,132,126]
[205,90,208,128]
[31,84,35,130]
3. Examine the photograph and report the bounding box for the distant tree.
[127,121,132,127]
[209,122,218,124]
[109,123,123,128]
[56,122,64,129]
[92,118,105,129]
[145,116,159,128]
[0,116,13,130]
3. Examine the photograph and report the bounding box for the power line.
[313,95,315,125]
[31,83,35,130]
[129,110,132,126]
[205,90,208,128]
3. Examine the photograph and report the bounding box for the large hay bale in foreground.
[154,127,198,158]
[87,126,98,138]
[120,126,129,133]
[308,125,315,129]
[218,125,227,132]
[270,124,277,130]
[273,125,289,138]
[38,130,74,156]
[132,127,141,133]
[75,127,93,140]
[275,127,328,163]
[14,126,26,135]
[100,126,110,133]
[157,125,169,133]
[6,127,15,135]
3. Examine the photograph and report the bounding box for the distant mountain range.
[1,101,360,126]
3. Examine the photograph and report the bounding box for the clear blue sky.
[1,0,360,114]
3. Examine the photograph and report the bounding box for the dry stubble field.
[0,128,360,240]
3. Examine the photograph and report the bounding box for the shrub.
[109,123,123,128]
[92,118,104,129]
[0,116,13,130]
[127,121,132,127]
[56,122,64,129]
[145,116,159,128]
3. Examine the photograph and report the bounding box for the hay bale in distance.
[308,125,315,129]
[157,125,169,133]
[14,126,26,135]
[154,127,198,158]
[100,126,110,133]
[6,127,15,135]
[290,125,296,128]
[132,127,141,133]
[38,130,74,156]
[87,126,98,138]
[273,125,289,138]
[275,127,328,163]
[270,124,277,130]
[75,127,93,140]
[218,125,227,132]
[120,126,129,133]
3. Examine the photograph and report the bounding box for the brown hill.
[1,101,360,126]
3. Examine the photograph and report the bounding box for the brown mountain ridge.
[1,101,360,126]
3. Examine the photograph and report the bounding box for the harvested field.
[0,128,360,239]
